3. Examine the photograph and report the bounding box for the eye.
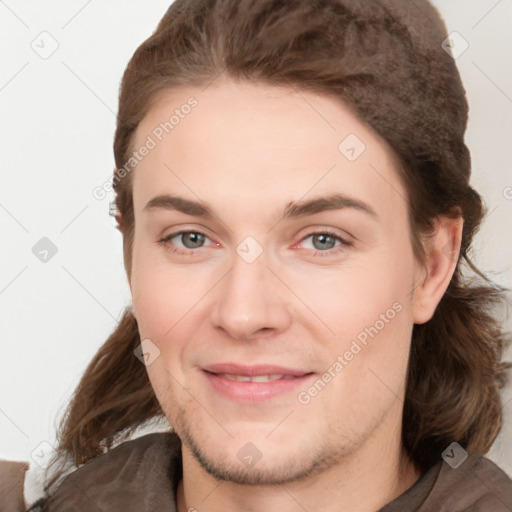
[299,231,352,256]
[158,229,351,257]
[158,230,218,253]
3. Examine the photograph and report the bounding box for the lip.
[202,363,315,403]
[203,363,310,377]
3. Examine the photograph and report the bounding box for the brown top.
[29,433,512,511]
[0,459,29,512]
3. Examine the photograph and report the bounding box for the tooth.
[223,374,252,382]
[251,374,284,382]
[249,375,266,383]
[219,373,288,382]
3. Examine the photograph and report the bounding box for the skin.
[128,78,462,512]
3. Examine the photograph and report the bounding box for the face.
[129,78,420,485]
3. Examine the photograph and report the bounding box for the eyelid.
[158,222,217,241]
[295,222,353,242]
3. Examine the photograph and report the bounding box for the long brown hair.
[43,0,511,499]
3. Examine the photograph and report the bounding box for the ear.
[412,215,463,324]
[128,273,136,319]
[115,212,123,232]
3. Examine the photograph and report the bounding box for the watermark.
[297,301,403,405]
[32,237,58,263]
[236,236,264,263]
[30,441,58,469]
[441,32,469,59]
[237,442,263,468]
[441,236,461,263]
[92,96,198,201]
[442,442,468,469]
[503,186,512,200]
[338,133,366,162]
[134,338,161,366]
[31,31,59,60]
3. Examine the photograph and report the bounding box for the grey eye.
[310,233,338,250]
[179,232,206,249]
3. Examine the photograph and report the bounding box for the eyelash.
[158,230,352,258]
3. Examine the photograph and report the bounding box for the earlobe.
[128,275,136,319]
[412,215,464,324]
[129,301,137,320]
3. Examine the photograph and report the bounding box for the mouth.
[201,364,315,402]
[212,373,298,382]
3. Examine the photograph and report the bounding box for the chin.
[178,415,347,486]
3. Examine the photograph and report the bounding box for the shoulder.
[423,451,512,511]
[44,432,182,512]
[0,459,29,512]
[382,451,512,512]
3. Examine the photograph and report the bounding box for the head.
[48,0,510,496]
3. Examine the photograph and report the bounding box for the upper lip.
[202,363,312,377]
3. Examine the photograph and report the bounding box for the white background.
[1,0,511,477]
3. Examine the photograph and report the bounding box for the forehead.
[130,78,407,222]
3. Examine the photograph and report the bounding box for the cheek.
[309,247,415,405]
[317,250,415,407]
[130,261,196,406]
[302,248,414,345]
[130,234,204,337]
[131,267,194,343]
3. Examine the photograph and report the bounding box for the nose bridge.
[210,246,291,339]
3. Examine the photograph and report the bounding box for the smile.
[201,365,315,402]
[216,373,298,382]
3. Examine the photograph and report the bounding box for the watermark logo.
[442,32,469,59]
[30,441,57,469]
[441,237,461,263]
[31,31,59,60]
[297,301,403,405]
[338,133,366,162]
[134,338,161,366]
[92,97,198,201]
[32,237,58,263]
[442,442,468,469]
[237,442,263,468]
[236,236,264,264]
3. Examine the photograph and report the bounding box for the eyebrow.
[143,193,378,220]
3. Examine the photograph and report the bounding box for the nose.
[209,251,293,341]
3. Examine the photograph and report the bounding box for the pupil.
[183,232,205,248]
[314,234,335,250]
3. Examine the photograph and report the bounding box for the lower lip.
[202,370,315,403]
